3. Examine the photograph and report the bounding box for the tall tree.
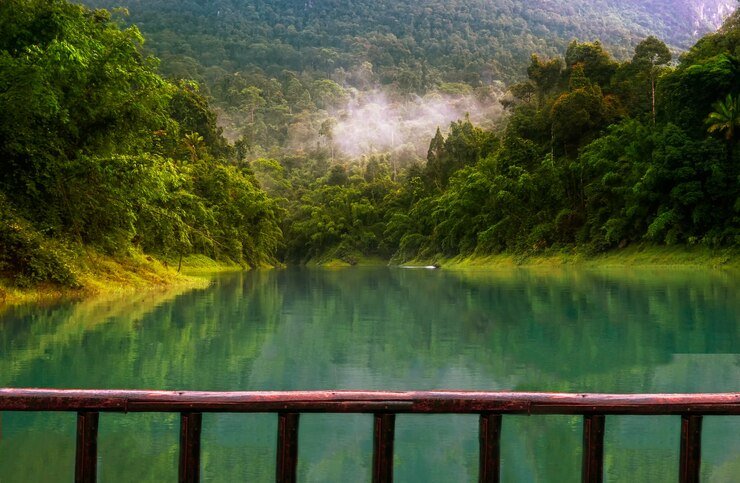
[426,128,447,188]
[564,41,617,87]
[527,54,563,107]
[632,36,671,124]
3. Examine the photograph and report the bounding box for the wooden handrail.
[1,389,739,414]
[2,389,739,483]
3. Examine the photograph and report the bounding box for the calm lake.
[0,267,738,482]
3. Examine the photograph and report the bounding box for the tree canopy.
[0,0,283,286]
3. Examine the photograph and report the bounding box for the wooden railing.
[1,389,739,483]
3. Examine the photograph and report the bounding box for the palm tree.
[707,94,739,161]
[707,94,740,141]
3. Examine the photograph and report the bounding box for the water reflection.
[0,267,738,481]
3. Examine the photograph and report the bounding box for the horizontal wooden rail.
[2,389,739,414]
[2,389,739,483]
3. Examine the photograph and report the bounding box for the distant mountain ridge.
[82,0,737,87]
[619,0,735,39]
[676,0,735,32]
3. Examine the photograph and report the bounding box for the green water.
[0,267,738,482]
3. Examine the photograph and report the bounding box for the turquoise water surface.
[0,267,738,481]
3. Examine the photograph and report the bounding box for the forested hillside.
[85,0,735,87]
[78,0,736,159]
[0,0,282,288]
[0,0,738,290]
[272,11,740,263]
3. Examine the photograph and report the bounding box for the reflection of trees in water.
[251,267,739,391]
[0,267,737,481]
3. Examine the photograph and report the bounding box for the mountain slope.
[83,0,737,87]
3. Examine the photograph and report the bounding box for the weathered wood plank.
[478,413,502,483]
[581,414,605,483]
[679,415,702,483]
[276,412,300,483]
[75,411,99,483]
[179,412,202,483]
[1,389,739,415]
[372,413,395,483]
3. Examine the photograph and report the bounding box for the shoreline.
[313,245,740,270]
[428,245,739,271]
[0,253,245,309]
[2,245,736,308]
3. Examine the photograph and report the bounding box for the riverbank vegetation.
[415,245,740,271]
[0,0,283,295]
[1,0,738,298]
[276,11,740,265]
[0,251,213,307]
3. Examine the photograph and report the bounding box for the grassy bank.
[3,245,736,307]
[417,245,740,270]
[306,246,740,269]
[0,252,245,308]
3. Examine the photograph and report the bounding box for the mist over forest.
[278,87,505,162]
[81,0,736,162]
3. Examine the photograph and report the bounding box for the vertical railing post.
[679,415,702,483]
[479,413,502,483]
[581,414,605,483]
[372,413,395,483]
[276,412,300,483]
[179,412,202,483]
[75,411,99,483]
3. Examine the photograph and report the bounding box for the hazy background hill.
[76,0,737,156]
[84,0,736,88]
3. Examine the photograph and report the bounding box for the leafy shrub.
[0,198,78,287]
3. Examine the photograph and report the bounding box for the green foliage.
[189,162,284,266]
[0,0,284,285]
[425,119,496,188]
[0,0,173,227]
[659,51,739,132]
[633,36,672,69]
[75,0,735,156]
[366,10,740,262]
[631,36,672,122]
[83,0,734,91]
[0,196,78,287]
[579,119,653,248]
[564,41,618,88]
[527,54,563,106]
[551,81,615,154]
[707,93,740,141]
[169,81,233,158]
[280,156,397,263]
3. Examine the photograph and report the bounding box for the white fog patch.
[333,89,505,158]
[287,86,506,161]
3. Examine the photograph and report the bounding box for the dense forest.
[273,13,740,263]
[85,0,734,86]
[80,0,736,154]
[0,0,283,287]
[0,0,739,288]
